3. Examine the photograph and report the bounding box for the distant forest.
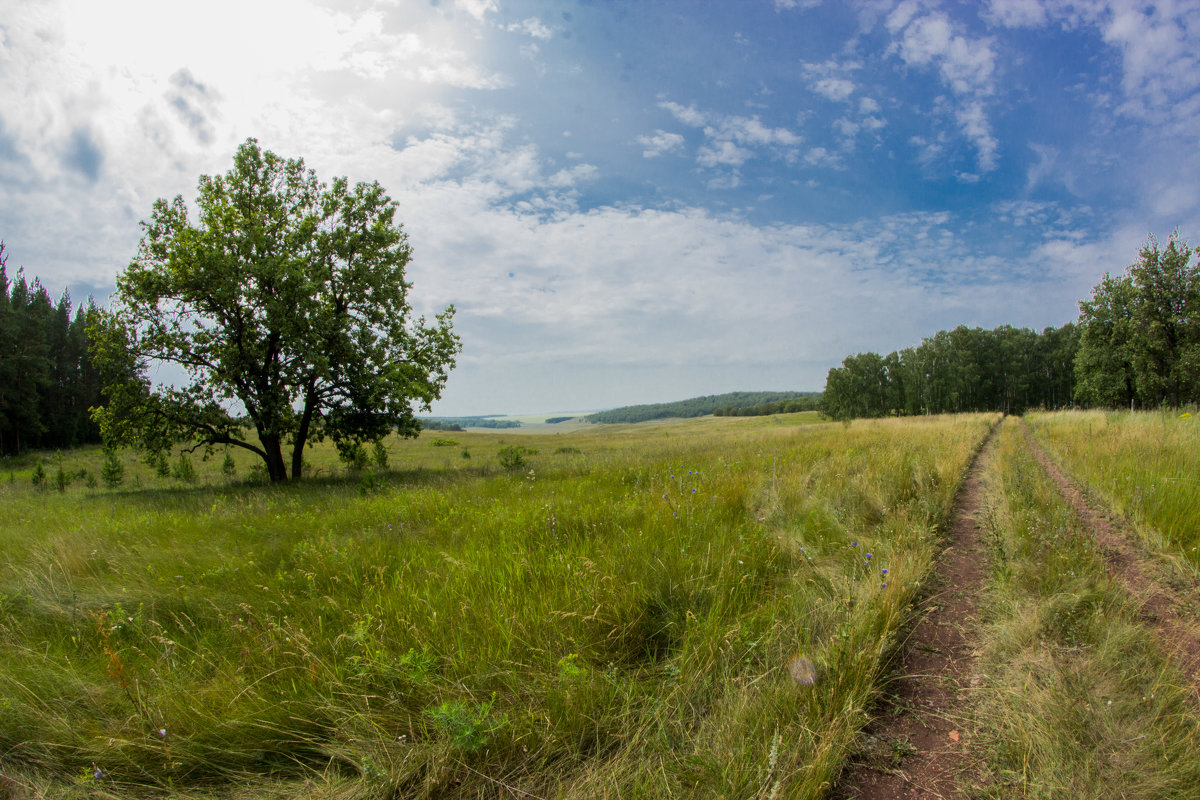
[0,245,103,456]
[586,391,816,424]
[418,416,521,430]
[823,231,1200,418]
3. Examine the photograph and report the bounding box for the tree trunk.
[291,385,318,482]
[260,433,289,482]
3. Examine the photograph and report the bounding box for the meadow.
[0,412,993,799]
[971,416,1200,798]
[1026,409,1200,569]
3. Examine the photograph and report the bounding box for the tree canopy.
[1075,231,1200,408]
[91,140,460,481]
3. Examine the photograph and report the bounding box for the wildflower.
[881,583,887,589]
[881,568,888,575]
[158,728,167,738]
[93,767,103,780]
[850,541,857,547]
[865,553,872,560]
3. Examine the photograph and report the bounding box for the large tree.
[1074,231,1200,408]
[91,139,461,482]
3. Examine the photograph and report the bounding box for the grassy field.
[0,412,992,799]
[1026,409,1200,569]
[971,417,1200,798]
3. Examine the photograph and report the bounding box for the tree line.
[823,230,1200,419]
[0,242,103,455]
[587,391,813,424]
[822,323,1079,419]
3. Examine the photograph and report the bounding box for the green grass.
[971,418,1200,799]
[1026,409,1200,570]
[0,412,993,798]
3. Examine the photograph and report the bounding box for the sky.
[2,0,1200,415]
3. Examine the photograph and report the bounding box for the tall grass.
[1026,409,1200,569]
[0,413,992,798]
[971,418,1200,798]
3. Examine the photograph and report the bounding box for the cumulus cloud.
[637,130,685,158]
[658,99,801,174]
[505,17,553,39]
[801,59,861,103]
[885,4,1000,173]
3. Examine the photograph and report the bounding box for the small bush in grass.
[151,451,170,478]
[358,470,381,495]
[430,438,458,447]
[498,445,527,471]
[372,440,389,469]
[53,456,71,493]
[339,442,369,472]
[461,448,471,459]
[221,452,236,478]
[30,462,46,490]
[172,453,196,483]
[101,450,124,487]
[425,696,508,752]
[555,446,582,455]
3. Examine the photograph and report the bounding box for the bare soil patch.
[836,425,998,800]
[1020,422,1200,693]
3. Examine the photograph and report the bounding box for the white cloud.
[801,59,862,103]
[859,97,882,114]
[804,147,843,169]
[658,100,801,172]
[698,140,753,167]
[984,0,1048,28]
[637,130,686,158]
[774,0,822,9]
[456,0,497,23]
[506,17,553,39]
[813,78,857,102]
[884,6,1000,172]
[659,100,708,127]
[955,101,998,171]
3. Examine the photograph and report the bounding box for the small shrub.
[221,452,236,478]
[153,451,170,478]
[339,442,369,472]
[498,445,527,471]
[555,446,582,455]
[85,473,98,489]
[172,453,197,483]
[54,457,71,493]
[358,470,381,495]
[425,697,508,752]
[101,451,125,488]
[461,448,471,459]
[247,463,269,484]
[372,440,389,469]
[31,463,47,490]
[430,438,458,447]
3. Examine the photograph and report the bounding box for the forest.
[0,243,103,456]
[822,231,1200,418]
[585,391,814,423]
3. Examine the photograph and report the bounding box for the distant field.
[0,412,991,799]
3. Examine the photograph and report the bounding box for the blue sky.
[2,0,1199,414]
